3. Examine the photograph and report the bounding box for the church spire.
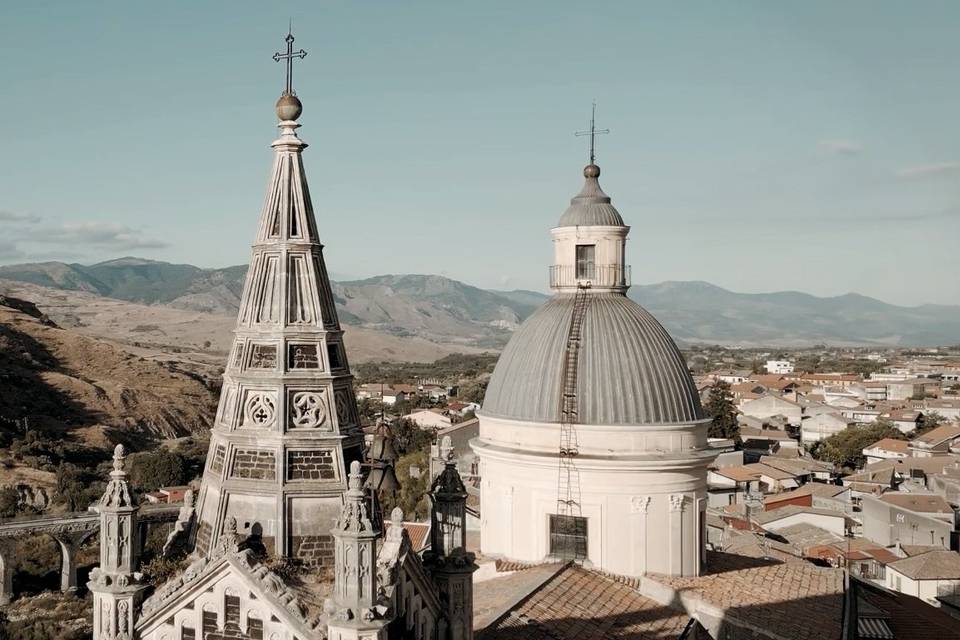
[193,32,363,567]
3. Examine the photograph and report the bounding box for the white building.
[801,412,855,444]
[885,551,960,606]
[765,360,794,374]
[473,159,715,578]
[740,395,803,426]
[407,408,453,430]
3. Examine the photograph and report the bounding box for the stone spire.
[89,445,147,640]
[194,32,363,568]
[423,454,477,640]
[325,461,390,640]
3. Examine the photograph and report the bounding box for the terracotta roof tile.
[477,564,691,639]
[651,552,844,640]
[401,522,430,552]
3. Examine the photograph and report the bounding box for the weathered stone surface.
[287,449,337,481]
[230,449,277,481]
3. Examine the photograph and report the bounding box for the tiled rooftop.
[651,552,844,640]
[476,564,692,640]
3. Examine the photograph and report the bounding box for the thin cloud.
[0,210,41,224]
[896,162,960,179]
[26,221,169,250]
[0,240,24,261]
[817,139,861,156]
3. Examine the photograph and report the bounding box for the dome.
[556,164,625,227]
[482,293,705,425]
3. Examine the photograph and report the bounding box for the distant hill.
[1,259,959,347]
[628,281,960,347]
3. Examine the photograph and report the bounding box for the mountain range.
[1,258,958,347]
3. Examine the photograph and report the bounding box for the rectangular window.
[575,244,595,280]
[549,514,588,560]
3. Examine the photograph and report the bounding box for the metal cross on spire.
[273,27,307,96]
[574,102,610,166]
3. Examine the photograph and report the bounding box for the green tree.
[391,418,436,456]
[127,449,188,492]
[704,381,739,440]
[810,419,905,471]
[55,462,97,512]
[913,411,947,436]
[382,449,430,521]
[0,486,19,518]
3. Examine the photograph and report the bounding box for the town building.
[764,359,794,374]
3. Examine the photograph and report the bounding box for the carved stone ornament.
[630,495,651,514]
[669,494,686,512]
[291,391,326,428]
[244,392,277,427]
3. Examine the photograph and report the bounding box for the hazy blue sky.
[1,1,959,305]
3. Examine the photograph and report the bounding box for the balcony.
[549,264,631,289]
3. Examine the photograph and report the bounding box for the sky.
[1,1,959,306]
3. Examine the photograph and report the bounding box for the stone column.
[52,530,95,593]
[0,539,14,605]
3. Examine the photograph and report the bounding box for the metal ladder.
[556,285,591,520]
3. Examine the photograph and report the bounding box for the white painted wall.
[473,412,714,578]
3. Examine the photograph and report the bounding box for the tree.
[810,419,905,471]
[0,486,18,518]
[391,418,435,456]
[381,449,430,521]
[704,381,739,440]
[913,411,947,436]
[55,463,100,512]
[127,449,188,492]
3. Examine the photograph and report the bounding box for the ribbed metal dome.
[556,164,626,227]
[482,293,705,425]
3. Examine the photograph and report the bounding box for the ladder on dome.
[553,284,591,559]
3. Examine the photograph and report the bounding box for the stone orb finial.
[276,94,303,121]
[224,516,238,534]
[390,507,403,525]
[584,164,600,178]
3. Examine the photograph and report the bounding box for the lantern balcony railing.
[549,264,631,289]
